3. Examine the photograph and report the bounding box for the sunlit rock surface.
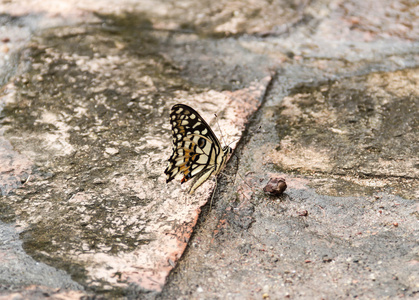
[0,0,418,298]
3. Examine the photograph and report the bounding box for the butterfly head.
[223,145,233,155]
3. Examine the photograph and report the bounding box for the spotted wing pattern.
[164,104,232,194]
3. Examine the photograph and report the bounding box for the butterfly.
[164,104,232,194]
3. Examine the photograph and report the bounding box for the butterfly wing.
[164,104,224,193]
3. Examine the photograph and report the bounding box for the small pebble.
[105,147,119,155]
[0,44,9,53]
[298,210,308,216]
[263,177,287,195]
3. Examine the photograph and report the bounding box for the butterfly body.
[164,104,232,194]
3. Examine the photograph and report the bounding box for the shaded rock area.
[0,0,418,299]
[273,70,418,199]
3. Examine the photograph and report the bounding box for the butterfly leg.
[209,178,217,211]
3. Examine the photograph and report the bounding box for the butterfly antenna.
[214,113,228,147]
[227,137,241,148]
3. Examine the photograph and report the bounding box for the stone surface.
[0,1,272,296]
[0,0,418,299]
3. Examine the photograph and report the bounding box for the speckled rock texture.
[0,0,417,299]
